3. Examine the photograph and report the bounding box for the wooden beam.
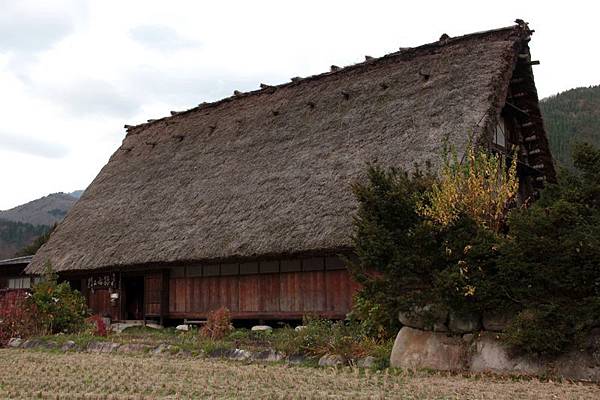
[505,102,529,116]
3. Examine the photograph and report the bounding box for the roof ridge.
[125,22,531,133]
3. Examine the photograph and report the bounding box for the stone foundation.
[390,326,600,382]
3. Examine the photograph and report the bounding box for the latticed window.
[8,277,31,289]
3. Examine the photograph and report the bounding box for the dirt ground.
[0,349,598,399]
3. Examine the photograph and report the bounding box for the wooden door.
[145,271,168,323]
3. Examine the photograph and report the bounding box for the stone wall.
[391,311,600,382]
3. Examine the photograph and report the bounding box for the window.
[8,277,31,289]
[494,118,507,148]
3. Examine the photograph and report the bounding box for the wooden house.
[26,22,555,324]
[0,256,33,310]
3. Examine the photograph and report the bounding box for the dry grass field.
[0,349,599,399]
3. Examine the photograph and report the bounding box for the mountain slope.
[0,220,50,259]
[0,193,78,227]
[0,192,81,259]
[540,85,600,169]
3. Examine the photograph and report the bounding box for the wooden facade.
[80,255,359,323]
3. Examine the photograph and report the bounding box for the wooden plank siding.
[79,256,359,321]
[88,289,118,319]
[167,269,359,319]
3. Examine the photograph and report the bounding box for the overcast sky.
[0,0,598,210]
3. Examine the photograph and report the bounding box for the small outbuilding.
[0,256,33,309]
[26,22,555,324]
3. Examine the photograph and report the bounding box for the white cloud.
[129,25,202,51]
[0,132,69,159]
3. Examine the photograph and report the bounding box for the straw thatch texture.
[28,24,541,273]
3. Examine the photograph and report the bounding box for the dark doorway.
[123,276,144,320]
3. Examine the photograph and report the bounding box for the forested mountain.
[540,85,600,169]
[0,192,81,259]
[0,219,50,259]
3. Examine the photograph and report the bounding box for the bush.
[349,143,600,356]
[0,292,40,346]
[419,143,518,232]
[86,315,108,337]
[503,306,574,356]
[272,317,391,362]
[29,264,88,334]
[199,307,233,340]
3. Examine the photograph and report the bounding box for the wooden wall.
[88,289,120,319]
[168,269,359,319]
[79,255,359,321]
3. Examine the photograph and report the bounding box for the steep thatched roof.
[28,23,553,274]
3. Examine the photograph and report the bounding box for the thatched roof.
[27,23,553,274]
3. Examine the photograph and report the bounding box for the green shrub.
[503,306,574,355]
[272,317,390,361]
[29,263,88,335]
[349,143,600,356]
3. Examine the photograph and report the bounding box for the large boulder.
[398,305,448,331]
[448,311,481,333]
[554,350,600,382]
[554,329,600,381]
[482,313,511,332]
[470,332,543,375]
[390,327,467,371]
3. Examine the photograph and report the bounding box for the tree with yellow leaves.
[418,141,519,232]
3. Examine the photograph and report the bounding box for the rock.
[448,311,481,333]
[357,356,377,368]
[61,341,77,351]
[151,343,182,356]
[177,349,193,357]
[294,325,307,332]
[251,325,273,332]
[44,341,59,350]
[470,332,543,375]
[399,305,448,331]
[208,348,251,361]
[175,324,190,332]
[118,343,152,353]
[252,349,284,362]
[7,338,22,348]
[318,354,346,367]
[228,349,252,361]
[145,323,163,330]
[87,341,120,353]
[21,339,44,349]
[554,329,600,381]
[462,333,475,343]
[390,327,468,371]
[110,321,144,333]
[555,350,600,382]
[287,354,307,365]
[482,313,511,332]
